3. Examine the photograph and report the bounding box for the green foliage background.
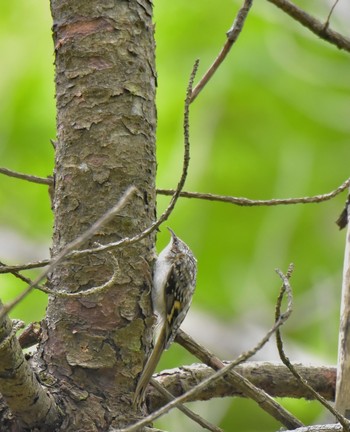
[0,1,349,430]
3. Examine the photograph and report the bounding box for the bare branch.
[157,177,350,207]
[0,167,52,185]
[0,259,50,274]
[190,0,253,102]
[2,251,121,300]
[38,254,120,298]
[324,0,340,31]
[150,379,223,432]
[0,261,37,285]
[3,174,346,282]
[18,322,42,349]
[275,268,350,430]
[266,0,350,52]
[175,331,303,429]
[148,362,336,410]
[1,175,348,281]
[0,260,48,297]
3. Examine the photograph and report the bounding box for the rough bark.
[0,306,59,431]
[148,362,336,411]
[36,0,157,429]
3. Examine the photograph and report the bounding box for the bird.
[133,228,197,405]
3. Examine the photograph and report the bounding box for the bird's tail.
[133,324,166,406]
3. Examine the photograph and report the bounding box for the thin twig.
[266,0,350,52]
[0,258,103,306]
[2,175,347,277]
[0,186,138,319]
[117,270,294,432]
[324,0,340,31]
[274,264,294,322]
[190,0,253,103]
[0,260,50,274]
[157,177,350,207]
[150,379,223,432]
[5,255,119,299]
[0,261,35,286]
[0,260,48,293]
[176,330,303,429]
[1,177,348,277]
[0,167,52,185]
[275,267,350,430]
[38,255,120,298]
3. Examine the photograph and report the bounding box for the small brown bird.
[133,228,197,405]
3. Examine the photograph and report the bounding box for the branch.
[266,0,350,52]
[324,0,340,31]
[148,361,336,410]
[190,0,253,102]
[18,322,42,349]
[150,379,223,432]
[2,174,347,279]
[157,177,350,207]
[39,254,121,297]
[2,253,120,300]
[0,260,48,293]
[0,304,60,428]
[0,167,52,185]
[0,259,50,274]
[1,176,348,278]
[175,331,303,429]
[275,269,350,430]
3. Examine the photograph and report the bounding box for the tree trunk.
[39,0,157,429]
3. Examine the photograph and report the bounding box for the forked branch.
[266,0,350,52]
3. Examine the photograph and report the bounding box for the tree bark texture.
[39,0,157,429]
[148,362,336,411]
[0,307,59,431]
